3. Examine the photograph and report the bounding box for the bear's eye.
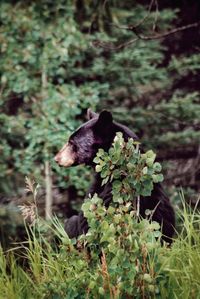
[69,140,77,152]
[72,143,78,152]
[68,140,74,146]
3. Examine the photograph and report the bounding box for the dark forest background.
[0,0,200,248]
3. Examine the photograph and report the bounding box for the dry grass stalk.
[101,249,119,299]
[18,203,37,225]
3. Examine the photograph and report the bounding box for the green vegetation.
[0,0,199,199]
[0,0,199,297]
[0,135,200,298]
[94,133,164,197]
[1,208,200,299]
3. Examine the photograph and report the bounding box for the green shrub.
[0,133,167,298]
[0,134,200,298]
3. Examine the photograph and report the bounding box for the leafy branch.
[92,0,199,50]
[92,21,199,50]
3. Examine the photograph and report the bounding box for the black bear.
[54,109,175,243]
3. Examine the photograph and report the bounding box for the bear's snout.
[54,143,75,167]
[54,154,60,163]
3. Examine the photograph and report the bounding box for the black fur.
[64,111,175,243]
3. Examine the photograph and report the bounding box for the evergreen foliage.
[0,0,199,199]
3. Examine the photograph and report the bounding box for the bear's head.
[54,110,116,167]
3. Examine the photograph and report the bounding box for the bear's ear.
[97,110,113,125]
[87,108,98,120]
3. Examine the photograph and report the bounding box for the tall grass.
[0,198,200,299]
[160,198,200,298]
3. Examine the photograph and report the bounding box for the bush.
[0,133,170,298]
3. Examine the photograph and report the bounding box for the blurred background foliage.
[0,0,200,247]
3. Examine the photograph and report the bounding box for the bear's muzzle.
[54,143,75,167]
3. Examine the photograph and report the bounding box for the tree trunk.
[45,160,53,220]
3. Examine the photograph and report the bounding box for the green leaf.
[112,180,122,191]
[99,287,105,295]
[152,174,164,183]
[102,176,109,185]
[101,220,109,230]
[142,166,148,174]
[95,165,102,172]
[93,156,101,164]
[145,209,152,216]
[153,162,162,172]
[143,273,152,283]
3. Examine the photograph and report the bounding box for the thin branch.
[152,0,159,31]
[136,195,140,218]
[102,0,155,32]
[106,0,156,33]
[45,160,53,220]
[130,0,155,30]
[102,0,109,13]
[107,0,156,31]
[91,37,138,50]
[131,21,200,40]
[92,21,200,51]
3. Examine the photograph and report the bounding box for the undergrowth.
[0,134,200,299]
[0,203,200,299]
